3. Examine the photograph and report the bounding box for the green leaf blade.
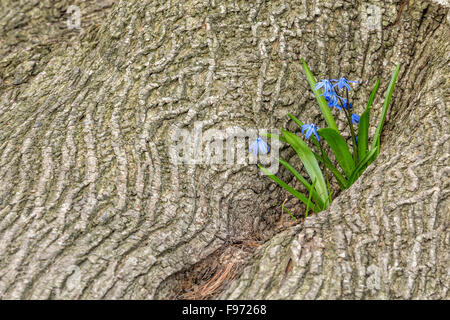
[282,129,328,204]
[279,204,296,221]
[301,58,338,131]
[278,158,325,209]
[348,147,378,184]
[258,165,320,213]
[318,128,355,178]
[305,178,317,218]
[262,133,286,143]
[314,152,349,190]
[371,64,400,152]
[287,113,304,128]
[366,78,381,111]
[357,108,370,161]
[358,78,380,161]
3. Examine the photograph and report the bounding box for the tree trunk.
[0,0,448,299]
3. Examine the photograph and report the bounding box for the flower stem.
[337,90,358,164]
[317,138,331,208]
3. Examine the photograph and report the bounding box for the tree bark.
[0,0,448,299]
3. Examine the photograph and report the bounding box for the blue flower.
[314,79,334,94]
[351,113,360,124]
[355,136,358,146]
[340,97,353,109]
[301,123,320,141]
[331,77,360,91]
[249,137,269,155]
[324,93,342,111]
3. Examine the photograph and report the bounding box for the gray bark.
[0,0,448,299]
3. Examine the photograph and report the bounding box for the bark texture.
[0,0,448,299]
[0,0,114,91]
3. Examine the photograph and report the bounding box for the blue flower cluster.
[315,77,359,111]
[249,77,360,151]
[301,77,360,141]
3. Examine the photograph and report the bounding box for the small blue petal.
[302,124,310,131]
[351,113,360,125]
[333,77,359,92]
[249,140,257,155]
[314,131,320,141]
[324,92,345,111]
[302,123,320,141]
[259,139,269,154]
[249,137,269,155]
[315,79,334,95]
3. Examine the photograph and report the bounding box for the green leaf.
[371,64,400,153]
[263,130,343,193]
[357,109,370,161]
[313,152,349,190]
[305,178,317,218]
[325,174,333,209]
[318,128,355,178]
[288,113,304,128]
[288,113,337,165]
[259,165,320,213]
[262,133,286,143]
[286,113,348,191]
[301,58,338,131]
[366,78,381,111]
[287,113,339,162]
[278,204,296,221]
[278,158,325,209]
[358,78,380,161]
[282,129,328,205]
[348,147,378,184]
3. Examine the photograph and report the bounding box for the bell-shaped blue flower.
[331,77,360,91]
[314,79,334,94]
[324,93,342,111]
[301,123,320,141]
[249,137,269,155]
[351,113,360,124]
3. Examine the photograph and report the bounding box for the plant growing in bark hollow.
[254,59,400,219]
